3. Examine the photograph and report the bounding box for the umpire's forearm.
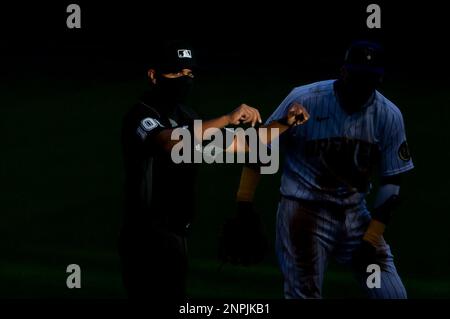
[153,116,231,152]
[201,115,231,137]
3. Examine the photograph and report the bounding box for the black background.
[1,1,449,300]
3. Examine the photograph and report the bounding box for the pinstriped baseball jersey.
[266,80,414,206]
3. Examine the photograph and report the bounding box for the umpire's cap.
[152,40,197,73]
[344,41,385,75]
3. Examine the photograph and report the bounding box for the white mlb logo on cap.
[178,49,192,58]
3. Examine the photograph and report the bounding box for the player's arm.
[363,109,414,246]
[353,109,414,271]
[260,102,309,143]
[218,94,308,265]
[363,174,402,247]
[146,104,262,153]
[225,102,309,153]
[217,107,307,264]
[231,102,309,198]
[218,163,266,265]
[233,91,309,201]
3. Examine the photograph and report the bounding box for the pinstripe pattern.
[270,80,411,299]
[276,197,407,299]
[266,80,414,206]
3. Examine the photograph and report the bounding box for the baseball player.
[226,41,414,299]
[119,41,307,301]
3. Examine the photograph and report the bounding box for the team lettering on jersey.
[304,137,380,192]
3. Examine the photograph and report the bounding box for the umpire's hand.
[218,202,268,266]
[227,104,262,127]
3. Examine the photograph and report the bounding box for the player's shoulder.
[374,91,404,122]
[290,80,336,99]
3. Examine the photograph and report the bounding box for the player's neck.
[334,80,372,114]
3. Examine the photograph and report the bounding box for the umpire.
[119,41,262,301]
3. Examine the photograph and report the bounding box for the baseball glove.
[218,201,268,266]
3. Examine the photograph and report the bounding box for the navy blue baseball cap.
[344,41,385,75]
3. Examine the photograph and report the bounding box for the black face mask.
[337,72,382,113]
[156,75,194,105]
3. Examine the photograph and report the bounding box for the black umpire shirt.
[121,91,199,237]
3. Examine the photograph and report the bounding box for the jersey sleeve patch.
[398,141,411,162]
[141,118,163,131]
[136,117,164,141]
